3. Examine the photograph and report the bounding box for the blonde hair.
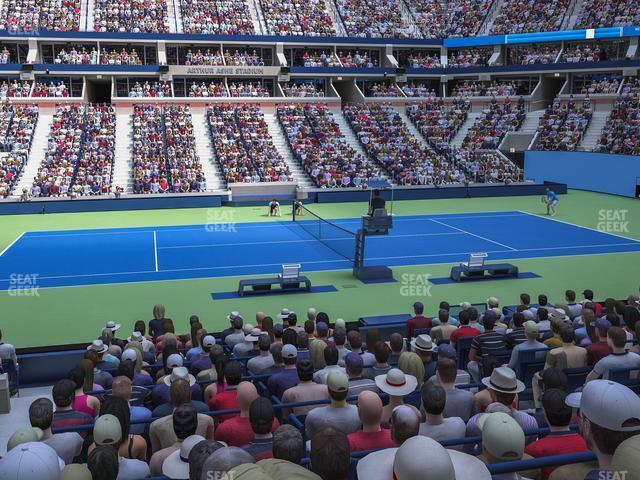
[309,339,327,370]
[153,304,166,320]
[398,352,425,389]
[124,342,144,372]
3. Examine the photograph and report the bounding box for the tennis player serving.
[544,188,558,216]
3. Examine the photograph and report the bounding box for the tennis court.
[1,209,639,290]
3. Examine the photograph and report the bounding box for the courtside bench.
[237,276,312,297]
[450,263,519,282]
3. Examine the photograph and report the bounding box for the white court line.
[429,218,518,251]
[517,210,640,243]
[0,232,25,257]
[156,231,466,250]
[153,231,158,272]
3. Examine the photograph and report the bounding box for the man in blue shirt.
[508,321,547,378]
[267,344,300,399]
[545,188,558,216]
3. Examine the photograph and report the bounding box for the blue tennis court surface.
[1,210,639,290]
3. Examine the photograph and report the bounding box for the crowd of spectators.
[338,50,378,68]
[0,80,32,98]
[72,104,116,196]
[536,96,593,151]
[188,81,229,97]
[54,47,144,65]
[404,52,442,69]
[282,82,325,97]
[184,49,224,66]
[336,0,416,38]
[31,104,84,197]
[447,49,491,68]
[94,0,170,33]
[400,82,438,98]
[277,103,377,187]
[575,0,640,28]
[228,81,270,97]
[560,42,618,63]
[259,0,336,36]
[407,99,470,151]
[225,50,264,66]
[207,104,292,183]
[450,147,523,183]
[132,105,169,194]
[363,82,401,97]
[1,288,640,480]
[128,81,172,98]
[0,104,38,197]
[0,47,11,64]
[490,0,571,34]
[451,81,519,98]
[508,44,560,65]
[344,102,463,185]
[578,77,621,95]
[32,81,71,97]
[180,0,255,35]
[406,0,491,39]
[0,0,81,31]
[595,77,640,155]
[292,49,340,68]
[462,97,527,150]
[164,105,206,192]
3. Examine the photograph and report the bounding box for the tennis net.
[293,204,357,263]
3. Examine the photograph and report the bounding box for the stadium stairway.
[397,0,423,38]
[167,0,183,33]
[502,108,546,150]
[191,110,227,191]
[113,109,134,193]
[393,106,429,147]
[579,109,610,151]
[478,0,506,35]
[329,107,371,160]
[564,0,585,29]
[11,110,54,198]
[324,0,348,36]
[262,111,314,188]
[450,112,482,148]
[249,0,268,35]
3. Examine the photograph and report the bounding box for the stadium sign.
[176,66,280,76]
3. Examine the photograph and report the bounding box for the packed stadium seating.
[595,77,640,155]
[407,99,470,150]
[461,99,527,150]
[0,104,38,197]
[536,96,593,151]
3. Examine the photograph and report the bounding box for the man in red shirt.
[586,318,612,365]
[405,302,432,339]
[524,389,587,480]
[207,361,242,423]
[214,382,279,446]
[449,309,480,349]
[347,390,393,452]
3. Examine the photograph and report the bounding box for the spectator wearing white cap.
[363,435,491,480]
[247,334,275,374]
[267,344,300,399]
[550,380,640,480]
[0,441,65,480]
[150,405,198,475]
[432,358,475,423]
[189,336,217,377]
[586,326,640,382]
[419,382,466,447]
[376,369,418,425]
[466,367,538,454]
[507,321,547,378]
[477,412,537,480]
[305,370,361,440]
[224,312,245,347]
[281,359,329,416]
[28,397,83,464]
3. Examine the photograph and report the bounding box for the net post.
[292,199,296,222]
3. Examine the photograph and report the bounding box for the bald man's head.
[256,312,265,323]
[111,376,132,401]
[237,381,259,414]
[357,391,382,427]
[390,405,421,446]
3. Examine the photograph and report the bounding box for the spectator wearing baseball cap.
[449,309,480,349]
[0,441,65,480]
[51,379,94,439]
[376,368,418,425]
[207,361,243,423]
[586,318,613,365]
[345,352,378,397]
[233,328,263,357]
[525,389,588,480]
[586,326,640,382]
[552,380,640,480]
[405,301,432,339]
[149,405,198,475]
[611,434,640,480]
[281,359,329,416]
[435,343,471,385]
[267,344,300,399]
[242,397,277,460]
[305,371,361,440]
[215,382,280,448]
[347,391,393,452]
[29,397,83,464]
[93,413,150,479]
[310,426,351,480]
[507,320,547,378]
[433,358,475,423]
[189,335,217,377]
[419,382,466,446]
[247,334,275,374]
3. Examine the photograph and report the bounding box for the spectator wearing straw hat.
[160,434,204,479]
[149,405,199,475]
[233,328,263,357]
[410,334,436,381]
[305,371,361,440]
[376,369,418,425]
[153,365,202,407]
[550,380,640,480]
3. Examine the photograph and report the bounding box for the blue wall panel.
[525,151,640,198]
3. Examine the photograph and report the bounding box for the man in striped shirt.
[467,312,507,383]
